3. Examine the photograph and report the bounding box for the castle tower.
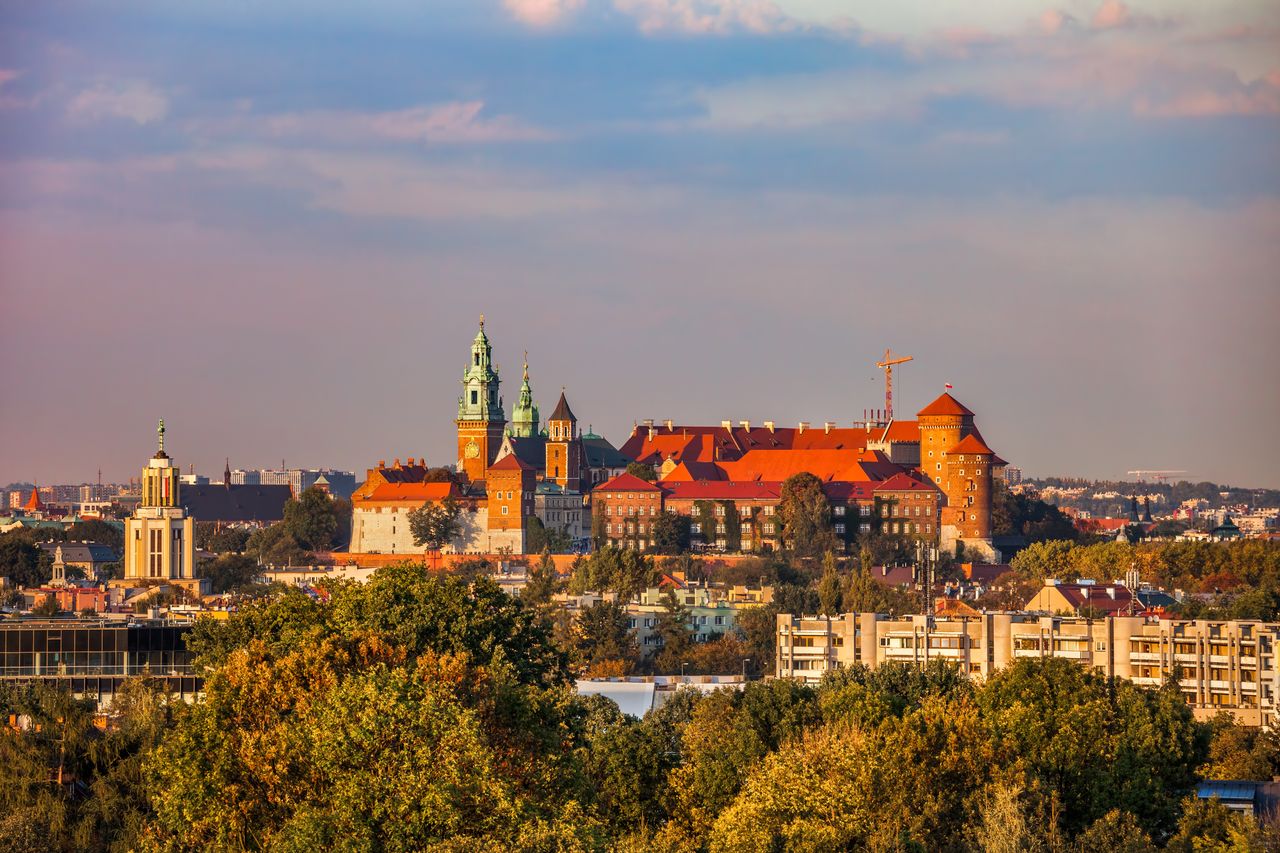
[486,453,536,553]
[917,392,996,558]
[456,315,506,483]
[509,352,540,439]
[545,390,581,490]
[124,419,196,584]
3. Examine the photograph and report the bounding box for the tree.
[684,633,754,676]
[778,472,835,557]
[0,535,52,588]
[196,523,251,554]
[245,523,308,566]
[1200,712,1280,780]
[406,498,462,551]
[625,462,658,482]
[522,549,562,609]
[1165,796,1267,852]
[282,486,340,551]
[201,553,261,593]
[817,551,843,615]
[653,590,694,673]
[651,511,692,555]
[526,516,573,554]
[31,597,61,616]
[1075,809,1155,853]
[575,599,638,673]
[735,607,778,680]
[63,519,124,553]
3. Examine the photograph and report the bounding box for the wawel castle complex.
[350,317,1007,561]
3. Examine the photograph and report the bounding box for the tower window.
[471,390,478,405]
[474,353,480,366]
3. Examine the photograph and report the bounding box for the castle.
[349,316,1004,559]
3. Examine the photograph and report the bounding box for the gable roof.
[354,482,459,504]
[548,392,576,423]
[918,393,974,417]
[582,436,630,468]
[504,435,547,468]
[489,453,533,471]
[596,472,663,493]
[179,484,293,523]
[663,481,782,501]
[873,472,939,493]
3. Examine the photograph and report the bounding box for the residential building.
[777,612,1280,726]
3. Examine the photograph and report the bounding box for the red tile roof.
[918,393,974,417]
[660,460,727,482]
[23,488,43,511]
[489,453,533,471]
[1049,583,1135,615]
[950,434,995,455]
[663,481,782,501]
[873,472,940,493]
[596,472,663,492]
[354,482,459,504]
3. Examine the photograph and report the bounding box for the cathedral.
[349,316,627,556]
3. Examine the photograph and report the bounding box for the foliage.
[200,553,261,593]
[624,462,658,482]
[817,551,842,615]
[63,519,125,553]
[651,511,693,555]
[569,546,656,598]
[245,522,309,566]
[1200,712,1280,781]
[683,633,754,676]
[526,516,573,554]
[281,486,342,551]
[0,534,52,587]
[991,479,1079,543]
[194,523,251,554]
[652,590,694,673]
[574,599,638,674]
[522,549,563,608]
[778,472,835,557]
[406,497,462,552]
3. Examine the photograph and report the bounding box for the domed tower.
[509,352,540,439]
[123,419,196,584]
[456,315,506,483]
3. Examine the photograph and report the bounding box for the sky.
[1,0,1278,488]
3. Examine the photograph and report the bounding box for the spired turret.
[456,314,508,482]
[510,352,540,439]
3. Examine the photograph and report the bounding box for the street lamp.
[742,658,752,681]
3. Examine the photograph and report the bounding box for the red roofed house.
[591,473,665,550]
[1024,580,1138,617]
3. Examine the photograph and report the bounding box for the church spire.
[510,349,540,438]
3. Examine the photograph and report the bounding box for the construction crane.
[1126,470,1188,483]
[875,349,913,422]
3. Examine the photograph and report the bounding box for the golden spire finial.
[479,313,485,329]
[157,418,165,453]
[523,350,529,381]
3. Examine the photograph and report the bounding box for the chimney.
[407,457,415,466]
[664,419,673,430]
[798,421,809,434]
[824,421,834,434]
[643,419,654,428]
[764,421,775,433]
[721,420,732,430]
[648,426,655,439]
[378,460,386,468]
[393,458,401,468]
[740,420,751,431]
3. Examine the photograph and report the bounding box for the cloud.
[613,0,795,35]
[67,80,168,125]
[1134,70,1280,117]
[0,69,19,87]
[1091,0,1130,30]
[196,101,554,145]
[503,0,585,27]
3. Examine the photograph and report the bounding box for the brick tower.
[456,315,506,483]
[545,390,582,490]
[916,392,997,559]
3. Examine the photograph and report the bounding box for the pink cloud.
[613,0,794,36]
[1092,0,1130,31]
[503,0,585,27]
[1134,72,1280,117]
[1040,10,1074,35]
[67,80,168,125]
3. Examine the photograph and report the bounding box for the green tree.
[201,553,261,593]
[282,486,341,551]
[653,590,694,673]
[1075,809,1155,853]
[0,535,52,588]
[196,523,251,554]
[651,511,692,555]
[1165,795,1267,852]
[575,599,638,673]
[63,519,125,553]
[245,523,309,566]
[625,462,658,482]
[817,551,843,615]
[522,549,563,609]
[406,497,462,551]
[778,472,835,557]
[525,516,573,554]
[1200,712,1280,780]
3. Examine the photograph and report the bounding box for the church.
[349,316,627,556]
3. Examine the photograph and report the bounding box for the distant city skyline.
[1,1,1277,487]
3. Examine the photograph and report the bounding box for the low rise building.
[777,612,1280,726]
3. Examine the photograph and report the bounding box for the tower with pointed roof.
[545,389,582,490]
[456,315,507,483]
[509,352,540,439]
[916,392,998,558]
[123,419,197,585]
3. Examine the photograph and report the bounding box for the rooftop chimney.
[764,421,775,433]
[664,419,673,430]
[721,420,732,430]
[643,419,654,428]
[378,459,386,468]
[740,420,751,431]
[407,457,415,466]
[824,421,835,434]
[798,421,809,433]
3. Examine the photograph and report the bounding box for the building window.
[860,505,870,517]
[471,390,478,405]
[764,505,775,516]
[834,505,845,516]
[835,524,845,534]
[501,506,508,515]
[861,523,870,533]
[936,463,942,471]
[691,522,701,534]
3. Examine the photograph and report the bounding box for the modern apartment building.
[777,612,1280,726]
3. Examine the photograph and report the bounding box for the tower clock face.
[464,439,480,459]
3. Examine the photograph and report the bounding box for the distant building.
[179,483,292,525]
[229,467,355,499]
[777,612,1280,726]
[120,421,202,595]
[38,541,118,578]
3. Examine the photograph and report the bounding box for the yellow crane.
[875,349,914,422]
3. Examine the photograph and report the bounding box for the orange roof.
[918,393,974,417]
[596,472,663,492]
[874,420,922,443]
[489,453,533,471]
[719,449,878,484]
[23,487,43,511]
[660,460,726,482]
[353,482,458,504]
[874,472,939,493]
[950,434,994,455]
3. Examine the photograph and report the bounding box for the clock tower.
[456,315,506,482]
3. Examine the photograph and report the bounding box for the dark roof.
[179,484,292,522]
[507,435,548,468]
[582,436,630,468]
[548,392,576,423]
[40,542,118,563]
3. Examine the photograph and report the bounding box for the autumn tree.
[407,497,462,552]
[282,485,341,551]
[778,472,835,557]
